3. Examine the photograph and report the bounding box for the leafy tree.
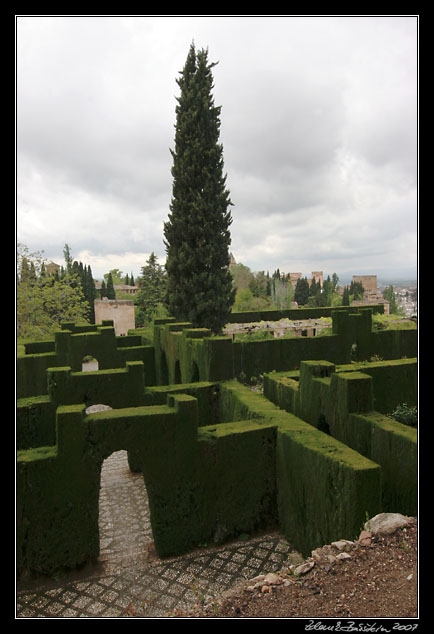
[104,269,123,286]
[17,245,90,339]
[248,271,268,298]
[85,265,96,322]
[294,277,310,306]
[232,288,270,312]
[383,285,399,314]
[308,278,323,307]
[135,252,167,325]
[271,275,293,309]
[309,278,317,298]
[63,243,73,274]
[230,262,254,291]
[342,286,350,306]
[349,280,364,301]
[332,272,339,292]
[266,272,271,297]
[106,272,116,299]
[20,256,30,284]
[321,276,332,306]
[163,43,235,333]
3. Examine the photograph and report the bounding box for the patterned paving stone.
[17,450,301,618]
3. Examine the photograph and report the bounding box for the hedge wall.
[263,359,418,516]
[217,380,382,556]
[16,314,417,576]
[229,304,385,323]
[17,321,157,398]
[17,395,200,574]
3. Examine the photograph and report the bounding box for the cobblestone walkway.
[17,451,301,618]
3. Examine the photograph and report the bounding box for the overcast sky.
[16,15,418,282]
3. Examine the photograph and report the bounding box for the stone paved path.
[17,450,301,618]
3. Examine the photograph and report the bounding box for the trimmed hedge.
[347,412,417,516]
[217,380,381,555]
[229,304,385,323]
[17,321,157,398]
[17,395,200,574]
[335,358,417,414]
[232,308,417,383]
[264,359,418,516]
[16,313,417,575]
[47,361,146,409]
[17,395,57,450]
[153,319,233,385]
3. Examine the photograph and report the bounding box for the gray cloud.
[16,15,417,280]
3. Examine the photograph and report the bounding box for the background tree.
[63,243,73,275]
[294,277,310,306]
[230,262,255,291]
[342,286,350,306]
[271,273,293,310]
[135,252,168,325]
[321,275,333,306]
[17,245,90,339]
[308,278,322,307]
[248,271,268,299]
[383,285,399,314]
[85,264,96,322]
[106,272,116,299]
[332,273,339,292]
[349,280,364,301]
[104,269,123,286]
[163,43,235,333]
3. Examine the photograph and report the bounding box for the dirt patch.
[169,518,418,619]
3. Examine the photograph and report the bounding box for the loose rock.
[365,513,411,535]
[294,560,315,576]
[358,530,372,546]
[332,540,353,550]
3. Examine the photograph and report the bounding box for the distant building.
[310,271,323,288]
[352,275,378,297]
[114,284,139,296]
[46,261,61,277]
[288,272,302,289]
[94,299,135,336]
[94,281,139,296]
[288,271,323,289]
[351,275,390,314]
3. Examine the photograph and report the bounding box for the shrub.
[390,403,417,427]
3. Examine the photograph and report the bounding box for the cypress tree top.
[163,43,235,334]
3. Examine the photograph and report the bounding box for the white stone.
[294,560,315,576]
[331,540,353,550]
[263,572,282,586]
[365,513,411,535]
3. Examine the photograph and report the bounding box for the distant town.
[377,281,417,317]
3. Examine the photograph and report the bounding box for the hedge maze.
[17,308,417,577]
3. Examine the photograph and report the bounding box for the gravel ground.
[168,519,418,619]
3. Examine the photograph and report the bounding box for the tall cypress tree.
[163,43,235,334]
[106,272,116,300]
[294,277,310,306]
[86,265,96,322]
